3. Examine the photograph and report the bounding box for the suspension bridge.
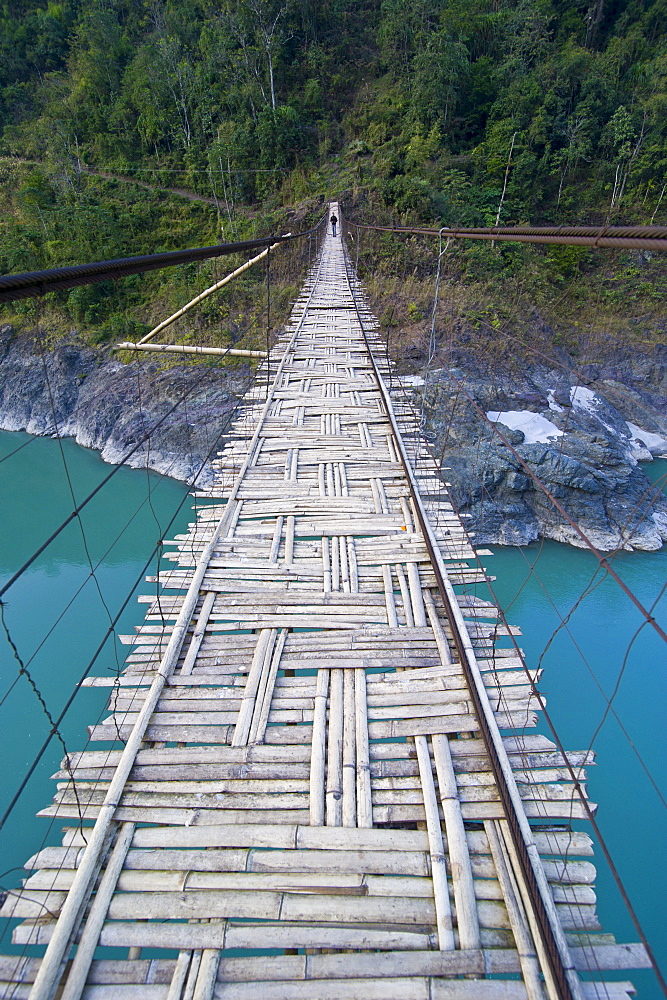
[0,207,657,999]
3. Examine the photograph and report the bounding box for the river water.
[0,430,664,995]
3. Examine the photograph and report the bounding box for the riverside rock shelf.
[0,209,648,1000]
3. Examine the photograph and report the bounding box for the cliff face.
[411,347,667,551]
[0,326,253,487]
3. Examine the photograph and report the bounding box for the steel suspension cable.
[346,218,667,251]
[0,216,326,303]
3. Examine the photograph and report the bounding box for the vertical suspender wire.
[0,343,235,947]
[0,410,232,970]
[416,230,450,478]
[266,246,271,399]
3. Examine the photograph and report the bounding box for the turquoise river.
[0,429,664,996]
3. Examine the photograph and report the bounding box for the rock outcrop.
[408,348,667,551]
[0,325,253,487]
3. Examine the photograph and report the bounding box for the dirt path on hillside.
[84,168,219,206]
[0,156,220,207]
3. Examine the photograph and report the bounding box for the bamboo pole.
[232,629,276,746]
[395,564,413,627]
[407,563,427,627]
[309,670,330,826]
[322,537,332,594]
[382,566,398,628]
[347,537,359,593]
[414,736,454,950]
[486,819,547,1000]
[269,516,284,564]
[326,669,344,826]
[59,823,135,1000]
[180,591,216,676]
[166,950,193,1000]
[339,535,350,593]
[423,590,453,666]
[192,939,222,1000]
[137,241,285,345]
[354,669,372,829]
[182,950,203,998]
[497,818,561,1000]
[117,342,266,358]
[342,669,357,827]
[250,628,288,744]
[284,515,295,566]
[331,531,340,591]
[432,734,480,951]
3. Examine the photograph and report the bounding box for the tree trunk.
[267,46,276,109]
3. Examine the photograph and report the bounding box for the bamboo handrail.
[116,342,267,358]
[137,240,286,345]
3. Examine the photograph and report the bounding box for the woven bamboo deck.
[0,210,647,999]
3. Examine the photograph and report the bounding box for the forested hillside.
[0,0,665,343]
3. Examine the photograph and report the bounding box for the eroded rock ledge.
[408,346,667,551]
[0,326,253,487]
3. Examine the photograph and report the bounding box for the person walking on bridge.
[330,212,338,237]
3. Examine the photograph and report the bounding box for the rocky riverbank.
[403,345,667,551]
[2,323,666,551]
[0,325,253,487]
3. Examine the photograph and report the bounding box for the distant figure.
[330,212,338,237]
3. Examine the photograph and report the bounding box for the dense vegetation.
[0,0,665,348]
